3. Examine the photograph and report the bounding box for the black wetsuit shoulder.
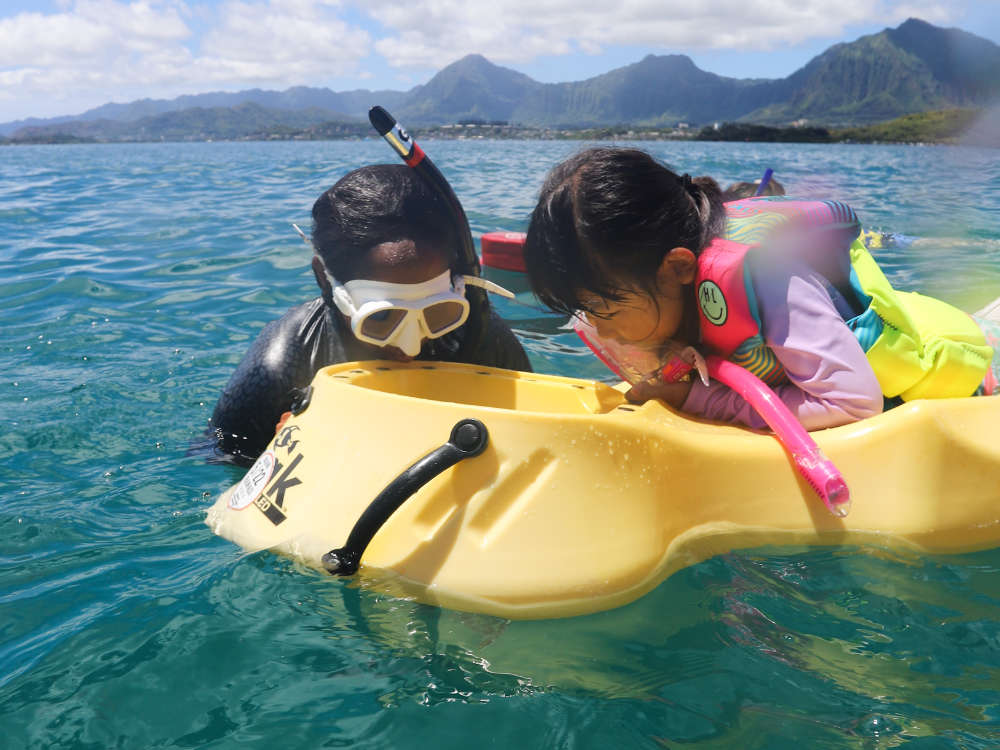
[208,297,530,464]
[209,298,337,463]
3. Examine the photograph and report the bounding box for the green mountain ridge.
[8,102,363,142]
[5,18,998,142]
[744,23,1000,124]
[400,54,538,123]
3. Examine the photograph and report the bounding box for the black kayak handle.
[322,418,489,576]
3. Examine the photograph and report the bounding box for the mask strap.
[293,224,512,311]
[311,257,334,307]
[294,223,350,312]
[461,275,515,299]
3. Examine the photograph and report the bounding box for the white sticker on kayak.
[228,451,275,510]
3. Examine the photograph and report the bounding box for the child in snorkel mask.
[208,164,530,464]
[522,147,998,432]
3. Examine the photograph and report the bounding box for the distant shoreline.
[1,109,992,148]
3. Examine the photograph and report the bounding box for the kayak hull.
[207,361,1000,619]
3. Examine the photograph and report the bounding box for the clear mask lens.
[422,300,467,334]
[359,308,408,341]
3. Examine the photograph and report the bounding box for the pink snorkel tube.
[574,318,851,517]
[704,355,850,517]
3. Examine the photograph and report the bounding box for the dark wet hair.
[722,177,786,202]
[523,147,725,317]
[311,164,460,281]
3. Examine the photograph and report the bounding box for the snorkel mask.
[328,268,513,356]
[293,224,513,356]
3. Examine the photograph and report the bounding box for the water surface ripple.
[2,140,999,749]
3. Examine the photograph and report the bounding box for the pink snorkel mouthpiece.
[790,447,851,518]
[826,478,851,517]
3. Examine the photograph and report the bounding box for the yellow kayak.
[206,360,1000,620]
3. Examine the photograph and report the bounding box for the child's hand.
[625,379,694,409]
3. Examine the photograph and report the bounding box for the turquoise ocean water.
[2,139,1000,748]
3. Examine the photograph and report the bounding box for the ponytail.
[688,175,726,251]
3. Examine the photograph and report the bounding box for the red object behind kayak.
[481,231,527,273]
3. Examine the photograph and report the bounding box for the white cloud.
[0,0,371,120]
[368,0,959,67]
[0,1,190,67]
[201,0,369,76]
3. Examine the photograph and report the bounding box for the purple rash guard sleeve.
[681,257,884,430]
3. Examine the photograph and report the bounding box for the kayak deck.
[207,361,1000,619]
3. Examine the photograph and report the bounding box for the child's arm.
[681,260,883,430]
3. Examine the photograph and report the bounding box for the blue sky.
[2,0,998,123]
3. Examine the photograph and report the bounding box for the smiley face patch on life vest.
[698,281,728,326]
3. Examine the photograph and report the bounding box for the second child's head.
[722,177,786,202]
[523,147,725,350]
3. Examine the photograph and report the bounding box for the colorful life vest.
[695,197,993,401]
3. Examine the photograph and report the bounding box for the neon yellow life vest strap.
[847,238,992,400]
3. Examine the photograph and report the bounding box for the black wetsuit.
[209,296,530,464]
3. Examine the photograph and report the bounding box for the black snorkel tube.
[368,106,489,357]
